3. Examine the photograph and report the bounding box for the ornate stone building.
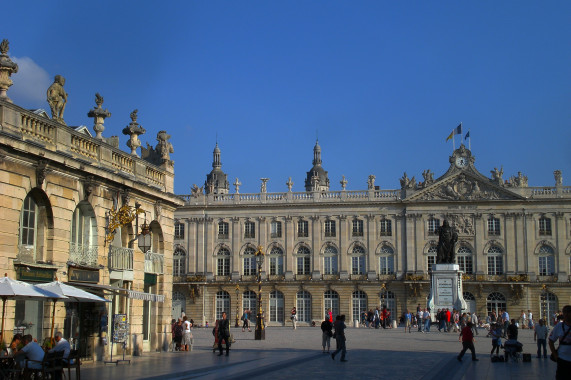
[0,40,182,359]
[173,142,571,327]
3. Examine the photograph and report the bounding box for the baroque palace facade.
[0,40,182,358]
[173,140,571,327]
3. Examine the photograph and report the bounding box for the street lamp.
[235,285,240,328]
[137,221,151,253]
[255,246,265,340]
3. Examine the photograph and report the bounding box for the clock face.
[455,157,468,168]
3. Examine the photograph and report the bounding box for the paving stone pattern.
[81,326,556,380]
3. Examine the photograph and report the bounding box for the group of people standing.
[361,306,392,329]
[171,315,194,352]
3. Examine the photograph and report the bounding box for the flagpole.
[453,132,455,151]
[468,128,471,150]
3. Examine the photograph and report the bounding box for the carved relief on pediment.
[445,214,475,236]
[415,174,512,201]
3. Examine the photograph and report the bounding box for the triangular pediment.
[405,171,525,202]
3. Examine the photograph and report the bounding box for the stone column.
[339,215,348,280]
[231,217,240,280]
[366,214,376,280]
[504,213,516,274]
[555,212,567,281]
[473,213,485,274]
[196,218,206,278]
[284,217,294,280]
[204,217,213,277]
[311,215,321,279]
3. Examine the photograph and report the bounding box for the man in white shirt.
[528,310,534,329]
[183,316,193,351]
[534,319,549,358]
[49,331,71,360]
[471,312,479,335]
[549,305,571,380]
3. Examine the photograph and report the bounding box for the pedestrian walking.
[457,322,479,362]
[331,315,347,362]
[291,307,297,329]
[534,318,549,358]
[548,305,571,380]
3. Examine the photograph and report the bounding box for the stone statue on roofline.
[47,75,68,124]
[141,130,174,165]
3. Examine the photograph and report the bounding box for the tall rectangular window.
[218,222,229,239]
[380,219,392,236]
[244,221,256,239]
[298,220,309,238]
[539,217,552,236]
[427,218,440,235]
[352,220,364,237]
[174,222,185,239]
[270,221,282,238]
[487,217,500,235]
[324,220,336,237]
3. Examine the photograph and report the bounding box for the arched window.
[323,245,338,275]
[269,291,284,323]
[243,246,256,276]
[379,246,394,275]
[269,247,284,275]
[427,246,437,272]
[173,246,186,277]
[215,291,230,320]
[487,246,504,275]
[70,201,97,266]
[380,291,396,320]
[216,248,231,276]
[296,291,312,322]
[297,246,311,275]
[456,246,473,274]
[351,245,366,275]
[463,292,476,314]
[486,292,506,316]
[19,194,45,262]
[242,290,257,323]
[538,245,555,276]
[352,291,367,322]
[324,290,339,319]
[540,292,558,326]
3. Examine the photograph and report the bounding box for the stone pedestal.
[427,264,467,319]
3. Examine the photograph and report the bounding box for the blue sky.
[3,1,570,194]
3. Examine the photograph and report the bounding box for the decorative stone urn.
[122,109,146,156]
[0,39,18,102]
[87,93,111,139]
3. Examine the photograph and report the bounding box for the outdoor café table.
[0,354,21,379]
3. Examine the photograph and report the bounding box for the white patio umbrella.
[0,275,68,344]
[35,281,110,339]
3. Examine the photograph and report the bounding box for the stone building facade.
[0,40,182,359]
[173,142,571,327]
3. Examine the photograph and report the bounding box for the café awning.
[66,282,164,302]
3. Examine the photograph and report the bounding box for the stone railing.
[181,189,401,206]
[0,101,174,193]
[144,251,164,274]
[69,242,98,267]
[528,186,571,198]
[109,246,134,271]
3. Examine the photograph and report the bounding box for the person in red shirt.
[446,309,452,332]
[457,322,479,362]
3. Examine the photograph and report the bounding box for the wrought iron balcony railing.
[109,246,134,271]
[69,242,98,267]
[145,251,164,274]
